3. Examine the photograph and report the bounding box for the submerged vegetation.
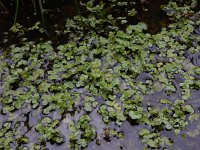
[0,0,200,149]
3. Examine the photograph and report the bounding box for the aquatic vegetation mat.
[0,0,200,149]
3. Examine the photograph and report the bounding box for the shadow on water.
[133,0,171,34]
[0,0,172,47]
[0,0,79,47]
[1,0,200,44]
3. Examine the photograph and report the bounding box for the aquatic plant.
[1,0,81,33]
[0,1,7,12]
[0,0,200,149]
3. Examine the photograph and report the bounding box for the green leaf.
[183,105,194,114]
[129,110,142,119]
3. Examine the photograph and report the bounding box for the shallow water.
[1,0,200,150]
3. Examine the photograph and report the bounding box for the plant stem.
[38,0,49,36]
[14,0,19,24]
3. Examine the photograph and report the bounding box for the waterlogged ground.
[0,0,200,150]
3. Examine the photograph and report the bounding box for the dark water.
[0,0,200,150]
[1,0,199,40]
[0,0,171,46]
[0,0,78,47]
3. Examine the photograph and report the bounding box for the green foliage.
[36,117,64,144]
[0,0,200,149]
[68,115,96,149]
